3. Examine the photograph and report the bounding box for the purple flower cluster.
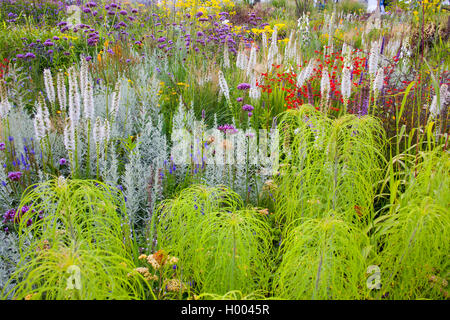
[2,206,39,228]
[7,171,22,181]
[218,124,238,134]
[242,104,254,117]
[242,104,254,111]
[237,83,251,90]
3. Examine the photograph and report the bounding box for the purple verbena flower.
[242,104,254,111]
[7,171,22,181]
[237,83,251,90]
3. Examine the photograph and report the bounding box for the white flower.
[68,67,80,125]
[297,59,315,88]
[249,72,261,100]
[429,84,449,118]
[0,81,11,118]
[341,67,352,101]
[262,32,268,51]
[33,103,46,142]
[320,68,330,97]
[63,118,75,153]
[246,44,257,77]
[57,71,66,111]
[218,70,231,104]
[43,68,55,104]
[236,50,248,71]
[93,117,104,144]
[373,68,384,93]
[368,41,379,77]
[111,81,121,120]
[83,78,94,120]
[223,41,230,69]
[79,57,88,98]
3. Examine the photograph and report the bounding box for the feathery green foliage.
[2,178,152,300]
[274,213,369,299]
[274,105,386,232]
[155,185,273,295]
[374,148,450,299]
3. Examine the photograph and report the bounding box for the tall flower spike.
[341,67,352,110]
[111,81,121,120]
[236,48,248,71]
[249,72,261,100]
[320,68,330,97]
[320,68,331,113]
[373,68,384,93]
[368,41,379,78]
[79,56,88,98]
[57,71,67,111]
[33,101,46,142]
[93,116,103,144]
[246,44,257,78]
[63,118,75,153]
[38,92,51,130]
[43,68,55,104]
[83,77,94,120]
[223,40,230,69]
[0,80,11,118]
[262,32,268,52]
[297,59,315,88]
[218,70,231,106]
[68,66,80,125]
[267,26,278,72]
[104,118,111,143]
[429,84,450,119]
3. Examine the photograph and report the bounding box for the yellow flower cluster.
[157,0,234,19]
[251,24,273,35]
[414,0,442,21]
